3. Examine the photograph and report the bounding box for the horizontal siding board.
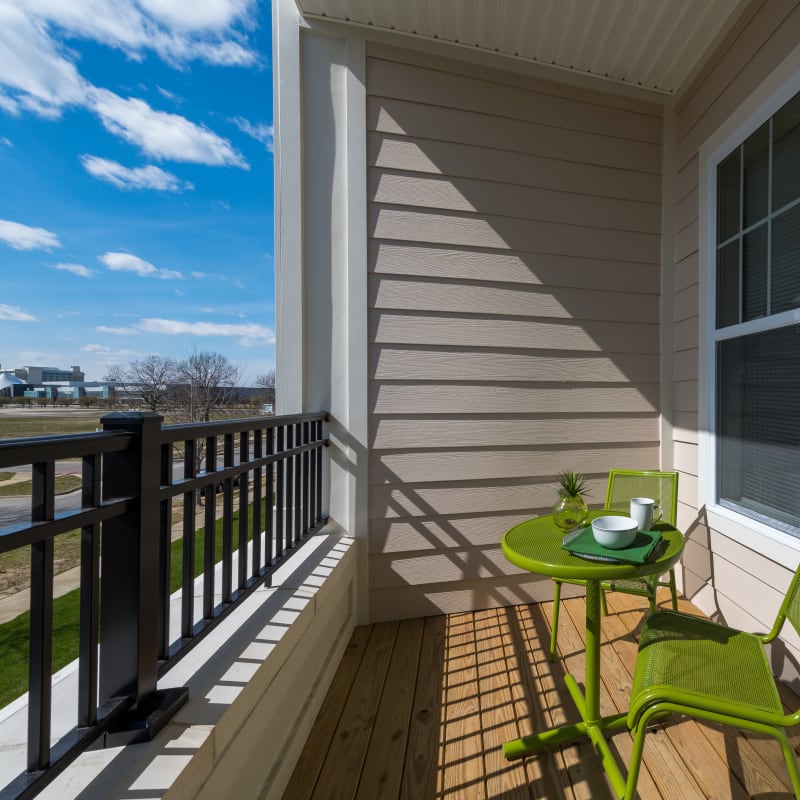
[370,206,661,263]
[368,134,662,203]
[369,277,660,322]
[367,575,558,622]
[673,440,698,477]
[673,316,698,352]
[367,41,664,117]
[369,513,542,554]
[369,464,657,519]
[672,411,699,443]
[367,56,663,143]
[369,242,661,294]
[370,445,660,484]
[674,186,699,233]
[370,312,659,353]
[369,383,659,414]
[368,97,661,173]
[674,218,699,263]
[370,348,660,383]
[673,379,698,414]
[371,416,658,450]
[368,169,661,233]
[369,546,525,588]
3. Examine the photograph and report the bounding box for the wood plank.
[356,618,425,800]
[439,612,485,799]
[472,608,531,798]
[309,621,399,800]
[283,625,372,800]
[400,616,447,800]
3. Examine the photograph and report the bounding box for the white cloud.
[0,136,11,147]
[137,317,274,346]
[231,117,273,152]
[0,2,87,117]
[96,325,138,335]
[0,303,37,321]
[54,262,92,277]
[0,219,61,250]
[80,154,194,191]
[87,88,248,167]
[137,0,254,32]
[99,251,183,279]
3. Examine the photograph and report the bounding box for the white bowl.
[591,516,638,549]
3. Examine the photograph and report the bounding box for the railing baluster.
[182,438,196,639]
[252,429,262,579]
[221,434,234,604]
[158,442,172,659]
[285,425,294,551]
[302,421,310,537]
[203,436,216,620]
[266,427,274,570]
[315,419,323,525]
[294,423,302,545]
[28,461,55,772]
[78,454,100,727]
[275,426,284,560]
[238,431,249,591]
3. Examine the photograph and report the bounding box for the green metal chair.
[549,469,679,660]
[624,565,800,800]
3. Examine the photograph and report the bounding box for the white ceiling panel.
[296,0,749,95]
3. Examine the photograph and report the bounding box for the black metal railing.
[0,411,328,800]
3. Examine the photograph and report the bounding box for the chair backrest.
[604,469,679,527]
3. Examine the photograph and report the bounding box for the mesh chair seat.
[622,568,800,800]
[629,611,783,725]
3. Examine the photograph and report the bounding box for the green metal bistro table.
[501,510,685,797]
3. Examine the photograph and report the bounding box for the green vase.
[552,495,589,532]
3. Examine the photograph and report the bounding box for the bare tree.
[173,350,241,423]
[254,369,275,410]
[105,355,177,412]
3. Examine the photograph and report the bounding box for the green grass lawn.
[0,474,82,497]
[0,413,104,439]
[0,498,269,709]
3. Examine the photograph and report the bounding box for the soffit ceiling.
[295,0,749,96]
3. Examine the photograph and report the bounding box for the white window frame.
[699,47,800,564]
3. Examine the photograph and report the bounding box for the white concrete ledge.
[0,532,358,800]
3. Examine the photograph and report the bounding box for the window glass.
[716,241,739,327]
[771,203,800,314]
[717,150,740,243]
[717,328,800,536]
[742,223,768,321]
[743,123,770,227]
[772,92,800,211]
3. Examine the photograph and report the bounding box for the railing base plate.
[101,686,189,748]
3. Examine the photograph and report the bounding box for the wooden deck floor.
[283,590,800,799]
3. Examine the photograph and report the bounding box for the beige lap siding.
[366,42,663,621]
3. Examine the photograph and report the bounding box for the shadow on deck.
[283,590,800,799]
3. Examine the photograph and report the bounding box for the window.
[713,92,800,538]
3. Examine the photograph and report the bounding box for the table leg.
[502,580,629,797]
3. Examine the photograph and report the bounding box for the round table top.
[502,509,685,581]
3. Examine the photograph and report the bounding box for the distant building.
[14,365,85,383]
[0,372,32,398]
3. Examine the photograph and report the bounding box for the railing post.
[99,411,187,742]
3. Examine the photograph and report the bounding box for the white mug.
[629,497,662,531]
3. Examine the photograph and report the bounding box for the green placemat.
[562,526,663,564]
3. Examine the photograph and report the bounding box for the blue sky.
[0,0,274,384]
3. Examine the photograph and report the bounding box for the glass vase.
[552,495,589,533]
